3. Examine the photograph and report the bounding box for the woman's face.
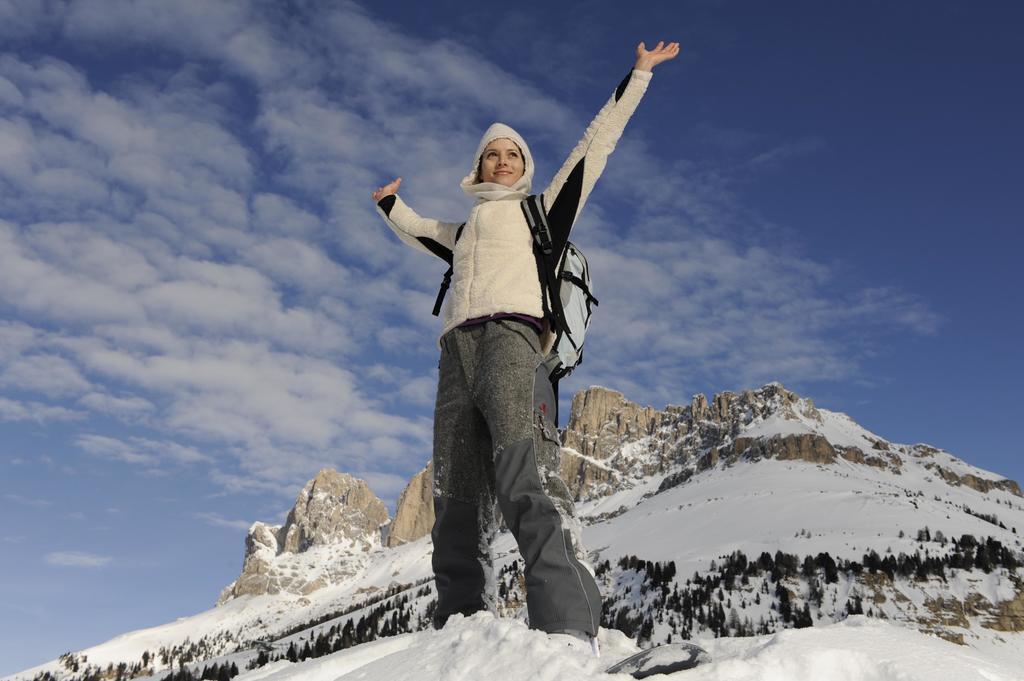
[478,138,525,186]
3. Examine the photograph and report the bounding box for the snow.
[564,446,615,472]
[582,446,1023,578]
[738,402,890,454]
[225,613,1023,681]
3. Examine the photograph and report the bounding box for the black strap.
[430,224,466,316]
[552,375,560,426]
[559,271,599,306]
[522,196,554,256]
[521,195,570,336]
[432,265,454,316]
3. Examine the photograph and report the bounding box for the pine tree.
[795,603,813,629]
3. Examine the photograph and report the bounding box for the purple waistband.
[457,313,545,334]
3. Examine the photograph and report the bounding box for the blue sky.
[1,0,1022,674]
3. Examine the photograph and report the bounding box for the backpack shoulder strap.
[430,223,465,316]
[521,194,569,334]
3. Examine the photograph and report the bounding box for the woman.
[373,41,680,655]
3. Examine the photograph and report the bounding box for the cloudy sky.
[1,0,1022,673]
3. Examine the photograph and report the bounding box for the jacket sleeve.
[541,69,652,253]
[376,194,461,258]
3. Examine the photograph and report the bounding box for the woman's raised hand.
[372,177,402,202]
[634,41,680,72]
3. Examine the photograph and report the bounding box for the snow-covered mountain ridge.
[561,382,1020,502]
[8,383,1023,681]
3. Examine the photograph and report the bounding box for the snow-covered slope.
[7,383,1023,681]
[173,612,1024,681]
[585,451,1022,577]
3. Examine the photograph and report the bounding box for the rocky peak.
[562,383,815,462]
[563,386,668,462]
[386,462,434,548]
[561,382,885,501]
[280,468,390,553]
[217,468,390,604]
[699,382,821,426]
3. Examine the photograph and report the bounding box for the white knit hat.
[460,123,534,202]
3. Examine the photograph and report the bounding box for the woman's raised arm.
[540,41,679,254]
[373,177,461,256]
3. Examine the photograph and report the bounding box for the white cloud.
[1,352,92,396]
[241,237,351,295]
[77,434,158,465]
[193,511,252,531]
[0,0,67,40]
[76,434,210,466]
[78,391,155,420]
[0,320,38,360]
[3,493,52,508]
[45,551,112,568]
[0,396,84,423]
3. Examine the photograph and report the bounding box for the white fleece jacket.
[377,68,653,354]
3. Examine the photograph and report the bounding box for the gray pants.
[431,318,602,635]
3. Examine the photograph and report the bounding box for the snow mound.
[235,613,1022,681]
[691,617,1021,681]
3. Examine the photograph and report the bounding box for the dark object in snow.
[605,641,710,678]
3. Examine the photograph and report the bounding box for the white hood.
[460,122,534,202]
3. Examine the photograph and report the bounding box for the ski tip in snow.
[604,641,710,678]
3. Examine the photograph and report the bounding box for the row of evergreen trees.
[160,661,239,681]
[35,657,240,681]
[704,532,1019,583]
[600,532,1022,645]
[266,577,433,642]
[962,507,1010,530]
[245,586,434,671]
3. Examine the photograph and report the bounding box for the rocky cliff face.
[559,382,1021,502]
[386,462,433,548]
[280,468,389,552]
[217,469,390,603]
[559,382,809,499]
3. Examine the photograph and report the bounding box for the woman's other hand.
[634,41,680,72]
[372,177,402,202]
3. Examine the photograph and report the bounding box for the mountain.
[6,383,1023,681]
[217,469,390,602]
[385,462,432,549]
[561,382,1020,502]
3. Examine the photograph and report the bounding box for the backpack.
[429,194,599,396]
[519,194,599,384]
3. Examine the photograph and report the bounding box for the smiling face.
[477,137,525,186]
